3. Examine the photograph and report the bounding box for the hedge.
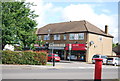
[2,50,47,65]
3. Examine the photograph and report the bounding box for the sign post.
[51,42,55,67]
[69,44,72,61]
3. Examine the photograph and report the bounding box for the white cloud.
[62,4,118,43]
[102,9,111,13]
[25,0,54,28]
[24,1,118,43]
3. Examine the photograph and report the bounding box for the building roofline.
[37,31,113,38]
[37,20,113,38]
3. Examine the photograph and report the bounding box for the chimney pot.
[105,25,108,34]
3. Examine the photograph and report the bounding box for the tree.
[2,2,38,49]
[112,43,117,48]
[112,42,120,48]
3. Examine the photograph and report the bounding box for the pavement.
[1,60,119,69]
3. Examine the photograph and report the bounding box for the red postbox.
[94,58,103,80]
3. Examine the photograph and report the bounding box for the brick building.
[36,20,113,63]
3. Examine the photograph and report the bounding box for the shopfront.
[48,44,65,59]
[65,44,87,61]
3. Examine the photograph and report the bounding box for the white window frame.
[38,35,41,40]
[63,34,67,40]
[74,34,78,40]
[69,33,84,40]
[69,34,75,40]
[78,33,84,40]
[54,35,60,40]
[44,35,50,40]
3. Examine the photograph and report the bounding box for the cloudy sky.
[25,0,118,43]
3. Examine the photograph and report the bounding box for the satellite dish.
[90,41,94,46]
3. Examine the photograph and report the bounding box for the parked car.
[67,55,77,60]
[92,54,108,64]
[48,54,60,62]
[107,57,120,66]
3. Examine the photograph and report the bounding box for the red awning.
[65,44,86,51]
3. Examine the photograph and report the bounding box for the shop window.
[44,35,50,40]
[54,35,60,40]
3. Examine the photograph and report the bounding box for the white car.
[107,57,120,66]
[92,54,107,64]
[67,55,77,60]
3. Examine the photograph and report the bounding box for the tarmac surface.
[1,60,119,80]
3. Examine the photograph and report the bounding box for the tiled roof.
[36,20,113,38]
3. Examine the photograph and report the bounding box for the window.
[38,35,41,40]
[69,33,84,40]
[74,34,78,40]
[115,57,118,60]
[69,34,75,40]
[78,33,84,40]
[93,55,100,58]
[101,56,107,59]
[44,35,50,40]
[54,35,60,40]
[63,34,67,40]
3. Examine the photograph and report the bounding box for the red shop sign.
[65,44,86,51]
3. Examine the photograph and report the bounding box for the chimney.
[105,25,108,34]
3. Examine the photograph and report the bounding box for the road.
[1,61,119,79]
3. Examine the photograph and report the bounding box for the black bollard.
[53,58,55,66]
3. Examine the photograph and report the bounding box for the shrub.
[2,50,47,65]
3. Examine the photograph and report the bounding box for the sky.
[25,0,118,43]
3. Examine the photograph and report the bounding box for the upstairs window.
[54,35,60,40]
[44,35,50,40]
[38,35,41,40]
[78,33,84,40]
[63,34,67,40]
[74,34,79,40]
[69,34,75,40]
[69,33,84,40]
